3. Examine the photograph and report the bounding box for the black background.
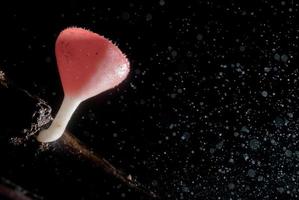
[1,0,299,199]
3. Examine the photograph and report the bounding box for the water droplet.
[285,150,292,157]
[264,67,271,72]
[240,126,250,133]
[146,13,152,21]
[249,139,260,150]
[261,91,268,97]
[247,169,256,177]
[196,34,203,40]
[181,132,190,141]
[274,116,285,127]
[216,140,224,149]
[228,183,235,190]
[274,53,280,61]
[281,54,289,62]
[159,0,165,6]
[240,46,245,52]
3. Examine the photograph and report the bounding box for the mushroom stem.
[37,96,80,143]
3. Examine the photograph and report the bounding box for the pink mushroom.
[37,27,130,143]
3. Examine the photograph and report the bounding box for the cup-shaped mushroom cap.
[56,27,130,101]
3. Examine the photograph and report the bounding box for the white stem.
[37,96,80,143]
